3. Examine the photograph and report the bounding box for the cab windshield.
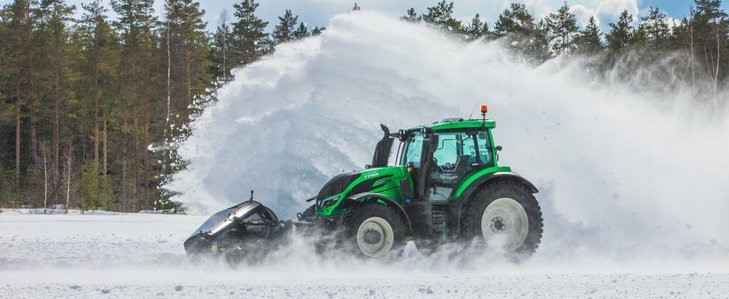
[399,130,493,168]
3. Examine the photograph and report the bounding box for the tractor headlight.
[321,195,340,208]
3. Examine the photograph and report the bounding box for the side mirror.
[495,146,503,151]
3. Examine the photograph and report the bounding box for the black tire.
[345,204,405,259]
[463,180,543,261]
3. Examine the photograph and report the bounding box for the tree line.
[406,1,728,98]
[0,0,726,213]
[0,0,320,212]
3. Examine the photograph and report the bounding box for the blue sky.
[1,0,728,32]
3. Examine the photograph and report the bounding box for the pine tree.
[0,4,20,206]
[494,3,550,63]
[401,8,419,22]
[3,0,39,198]
[691,0,728,96]
[273,9,298,44]
[80,160,114,211]
[466,13,489,40]
[311,26,324,36]
[161,0,210,204]
[574,16,603,55]
[230,0,271,67]
[78,0,117,177]
[532,20,551,63]
[292,22,309,39]
[34,0,76,207]
[210,15,234,81]
[545,2,579,56]
[163,0,210,125]
[111,0,157,211]
[494,3,535,37]
[637,7,673,50]
[606,10,634,52]
[0,8,9,121]
[422,1,463,35]
[74,0,120,210]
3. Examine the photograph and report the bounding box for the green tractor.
[185,106,543,262]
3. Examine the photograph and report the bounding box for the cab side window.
[475,131,492,165]
[402,133,424,167]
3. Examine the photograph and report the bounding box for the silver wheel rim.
[356,217,394,257]
[481,197,529,252]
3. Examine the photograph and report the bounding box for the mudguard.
[448,171,539,236]
[347,192,413,234]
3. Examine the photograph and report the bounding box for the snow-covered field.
[1,211,728,298]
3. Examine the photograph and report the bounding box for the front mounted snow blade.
[184,200,289,265]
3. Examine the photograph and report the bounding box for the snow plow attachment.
[184,200,289,265]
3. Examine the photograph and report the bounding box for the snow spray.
[168,12,729,270]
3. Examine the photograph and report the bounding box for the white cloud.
[595,0,640,23]
[570,4,600,27]
[522,0,561,18]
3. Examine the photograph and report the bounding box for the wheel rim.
[356,217,394,257]
[480,197,529,252]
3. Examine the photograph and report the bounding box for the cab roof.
[415,118,496,131]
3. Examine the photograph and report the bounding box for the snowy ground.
[1,211,728,299]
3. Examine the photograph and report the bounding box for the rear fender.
[346,192,413,234]
[449,172,538,236]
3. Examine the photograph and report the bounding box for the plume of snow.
[167,11,729,266]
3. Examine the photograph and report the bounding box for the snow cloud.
[169,12,729,265]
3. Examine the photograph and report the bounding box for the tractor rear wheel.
[345,204,405,258]
[464,180,543,260]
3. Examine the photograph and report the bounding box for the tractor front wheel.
[345,204,405,258]
[464,181,543,261]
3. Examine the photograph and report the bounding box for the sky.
[2,0,728,33]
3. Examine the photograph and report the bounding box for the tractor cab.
[370,105,500,205]
[398,120,497,202]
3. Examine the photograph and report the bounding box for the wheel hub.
[363,230,382,244]
[481,197,529,252]
[356,217,394,257]
[491,217,505,232]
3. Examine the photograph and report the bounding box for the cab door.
[400,130,438,237]
[401,130,438,201]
